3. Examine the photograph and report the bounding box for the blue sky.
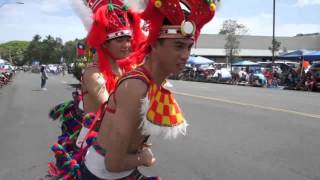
[0,0,319,43]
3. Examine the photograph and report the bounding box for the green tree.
[268,38,281,57]
[219,19,248,69]
[0,41,29,65]
[63,40,78,64]
[23,34,43,65]
[2,34,85,66]
[41,35,57,64]
[25,35,64,64]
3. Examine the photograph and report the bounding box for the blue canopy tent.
[279,50,315,61]
[304,51,320,61]
[231,60,262,74]
[279,50,319,76]
[187,56,214,65]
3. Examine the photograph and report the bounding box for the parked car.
[31,65,40,73]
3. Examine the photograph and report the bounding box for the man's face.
[103,36,131,60]
[153,38,194,74]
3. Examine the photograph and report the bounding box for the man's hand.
[140,147,156,167]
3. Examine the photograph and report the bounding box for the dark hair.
[40,66,44,72]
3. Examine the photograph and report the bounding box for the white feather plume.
[214,0,222,11]
[69,0,93,32]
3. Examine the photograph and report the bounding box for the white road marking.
[173,91,320,119]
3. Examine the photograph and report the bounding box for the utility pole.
[272,0,276,64]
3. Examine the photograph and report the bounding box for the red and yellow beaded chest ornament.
[140,81,188,139]
[136,0,219,139]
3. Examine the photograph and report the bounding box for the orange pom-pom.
[210,3,216,12]
[154,0,162,8]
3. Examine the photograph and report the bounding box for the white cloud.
[275,23,320,36]
[202,13,320,37]
[0,0,87,43]
[294,0,320,7]
[40,1,63,13]
[38,0,71,15]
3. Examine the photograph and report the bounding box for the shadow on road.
[32,89,44,91]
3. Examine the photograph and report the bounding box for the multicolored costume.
[123,0,219,137]
[80,0,219,179]
[45,0,146,179]
[45,0,219,179]
[116,66,188,139]
[82,67,165,180]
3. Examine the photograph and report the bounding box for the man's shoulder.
[118,78,148,93]
[120,67,151,84]
[116,78,149,101]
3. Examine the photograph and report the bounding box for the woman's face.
[102,36,132,60]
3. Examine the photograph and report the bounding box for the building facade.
[192,34,320,62]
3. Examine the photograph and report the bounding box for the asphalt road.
[0,72,320,180]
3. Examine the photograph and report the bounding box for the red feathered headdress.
[141,0,218,44]
[80,0,146,92]
[124,0,219,69]
[86,0,133,46]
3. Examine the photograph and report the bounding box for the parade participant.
[46,0,145,179]
[49,0,145,145]
[81,0,144,114]
[81,0,219,179]
[75,0,146,147]
[40,65,48,90]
